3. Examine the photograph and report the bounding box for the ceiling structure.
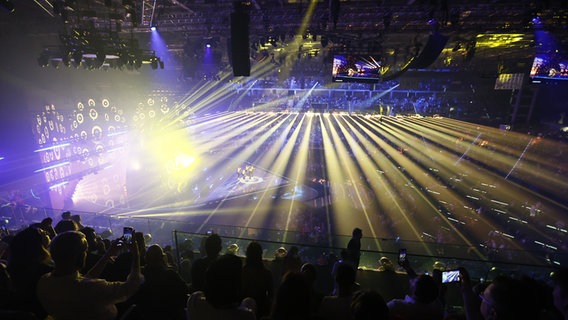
[2,0,567,75]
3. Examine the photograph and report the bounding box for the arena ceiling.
[1,0,567,74]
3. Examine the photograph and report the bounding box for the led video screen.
[529,53,568,83]
[332,54,382,83]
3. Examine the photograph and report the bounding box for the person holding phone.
[387,249,444,320]
[37,231,143,320]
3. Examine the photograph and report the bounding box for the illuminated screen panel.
[529,54,568,83]
[332,54,382,83]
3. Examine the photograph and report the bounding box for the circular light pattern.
[89,108,98,120]
[102,99,110,108]
[115,115,121,122]
[161,104,169,114]
[77,113,84,124]
[80,130,88,140]
[88,99,95,107]
[77,102,84,111]
[102,183,110,196]
[149,110,156,118]
[92,125,102,139]
[147,98,155,106]
[37,115,42,125]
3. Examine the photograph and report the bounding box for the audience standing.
[190,233,222,293]
[36,231,142,320]
[187,253,255,320]
[129,244,189,320]
[386,259,444,320]
[346,228,363,272]
[242,241,273,319]
[6,227,53,319]
[318,262,357,320]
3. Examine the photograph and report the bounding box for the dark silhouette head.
[351,289,388,320]
[204,233,222,258]
[245,241,263,266]
[410,274,439,304]
[271,272,311,320]
[205,253,243,309]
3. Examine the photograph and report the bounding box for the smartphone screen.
[442,270,460,283]
[398,248,407,265]
[123,227,134,244]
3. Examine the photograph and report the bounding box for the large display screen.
[529,53,568,83]
[332,54,382,83]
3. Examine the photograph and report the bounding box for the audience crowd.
[0,214,567,320]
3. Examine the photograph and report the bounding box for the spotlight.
[206,43,211,48]
[150,25,157,31]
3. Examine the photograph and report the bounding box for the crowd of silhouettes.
[0,217,568,320]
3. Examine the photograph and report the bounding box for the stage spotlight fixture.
[206,43,211,48]
[150,25,157,31]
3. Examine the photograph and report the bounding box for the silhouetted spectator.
[271,247,287,287]
[478,275,546,320]
[105,231,146,281]
[387,274,444,320]
[70,214,85,230]
[191,233,222,293]
[552,268,568,320]
[6,227,53,319]
[54,219,78,234]
[61,211,71,221]
[129,244,189,320]
[187,253,255,320]
[242,241,273,318]
[351,289,389,320]
[37,231,142,320]
[79,227,105,275]
[346,227,362,271]
[319,262,357,320]
[39,217,56,239]
[301,263,324,314]
[282,246,302,277]
[270,271,312,320]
